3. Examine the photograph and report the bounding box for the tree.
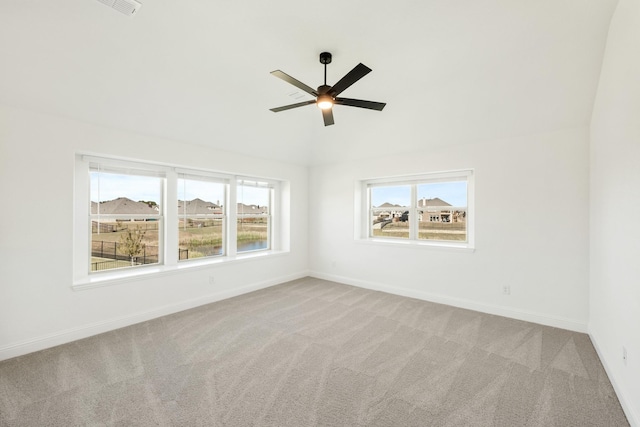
[139,200,158,208]
[118,226,146,266]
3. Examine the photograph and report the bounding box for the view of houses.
[90,197,268,217]
[373,197,467,224]
[372,197,467,241]
[90,198,269,271]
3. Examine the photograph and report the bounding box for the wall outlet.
[622,346,627,365]
[209,275,215,285]
[502,285,511,295]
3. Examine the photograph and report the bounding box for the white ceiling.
[0,0,618,166]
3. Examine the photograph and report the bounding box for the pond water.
[185,240,268,258]
[237,240,268,252]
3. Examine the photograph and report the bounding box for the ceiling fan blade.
[335,97,386,111]
[322,108,335,126]
[270,70,318,97]
[330,63,372,96]
[270,100,316,112]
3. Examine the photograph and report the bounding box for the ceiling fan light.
[317,95,333,110]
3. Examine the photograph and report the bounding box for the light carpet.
[0,277,629,426]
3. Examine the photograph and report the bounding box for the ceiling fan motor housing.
[317,84,332,95]
[319,52,332,64]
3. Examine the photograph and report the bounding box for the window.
[362,170,473,248]
[90,164,164,272]
[178,175,226,261]
[74,155,287,285]
[236,180,272,253]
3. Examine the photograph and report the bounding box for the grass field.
[373,221,467,241]
[91,220,268,262]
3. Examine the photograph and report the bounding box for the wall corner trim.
[309,271,588,333]
[589,329,639,427]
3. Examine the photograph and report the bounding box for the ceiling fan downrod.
[319,52,332,86]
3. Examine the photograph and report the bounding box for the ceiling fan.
[269,52,386,126]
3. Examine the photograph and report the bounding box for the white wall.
[589,0,640,424]
[310,127,590,331]
[0,105,309,360]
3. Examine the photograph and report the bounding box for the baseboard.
[309,271,588,333]
[0,270,309,362]
[589,329,639,427]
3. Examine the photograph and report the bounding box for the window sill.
[72,250,290,291]
[355,237,475,253]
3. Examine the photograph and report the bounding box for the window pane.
[237,184,270,215]
[91,220,160,271]
[370,185,410,239]
[237,183,270,252]
[91,172,162,213]
[178,178,225,213]
[417,181,467,242]
[90,170,162,272]
[178,178,225,260]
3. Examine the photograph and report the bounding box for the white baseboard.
[589,329,639,427]
[309,271,588,333]
[0,270,309,362]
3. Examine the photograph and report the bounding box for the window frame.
[358,170,475,250]
[177,173,227,262]
[86,161,167,275]
[73,154,287,288]
[236,179,274,253]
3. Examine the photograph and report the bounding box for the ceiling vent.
[96,0,142,16]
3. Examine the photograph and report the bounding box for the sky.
[371,182,467,207]
[178,179,225,206]
[90,173,161,204]
[91,173,268,206]
[91,172,464,208]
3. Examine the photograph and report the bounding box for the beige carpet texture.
[0,277,630,426]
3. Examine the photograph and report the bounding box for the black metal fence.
[91,259,140,271]
[91,243,193,271]
[91,221,117,233]
[91,240,159,266]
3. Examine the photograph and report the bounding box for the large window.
[363,170,473,248]
[74,155,285,283]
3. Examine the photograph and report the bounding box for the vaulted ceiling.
[0,0,618,165]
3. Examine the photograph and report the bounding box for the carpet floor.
[0,277,630,426]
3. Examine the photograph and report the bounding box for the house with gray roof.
[91,197,159,215]
[237,203,268,215]
[177,198,222,215]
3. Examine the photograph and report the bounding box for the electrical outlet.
[623,346,627,365]
[502,285,511,295]
[209,276,215,285]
